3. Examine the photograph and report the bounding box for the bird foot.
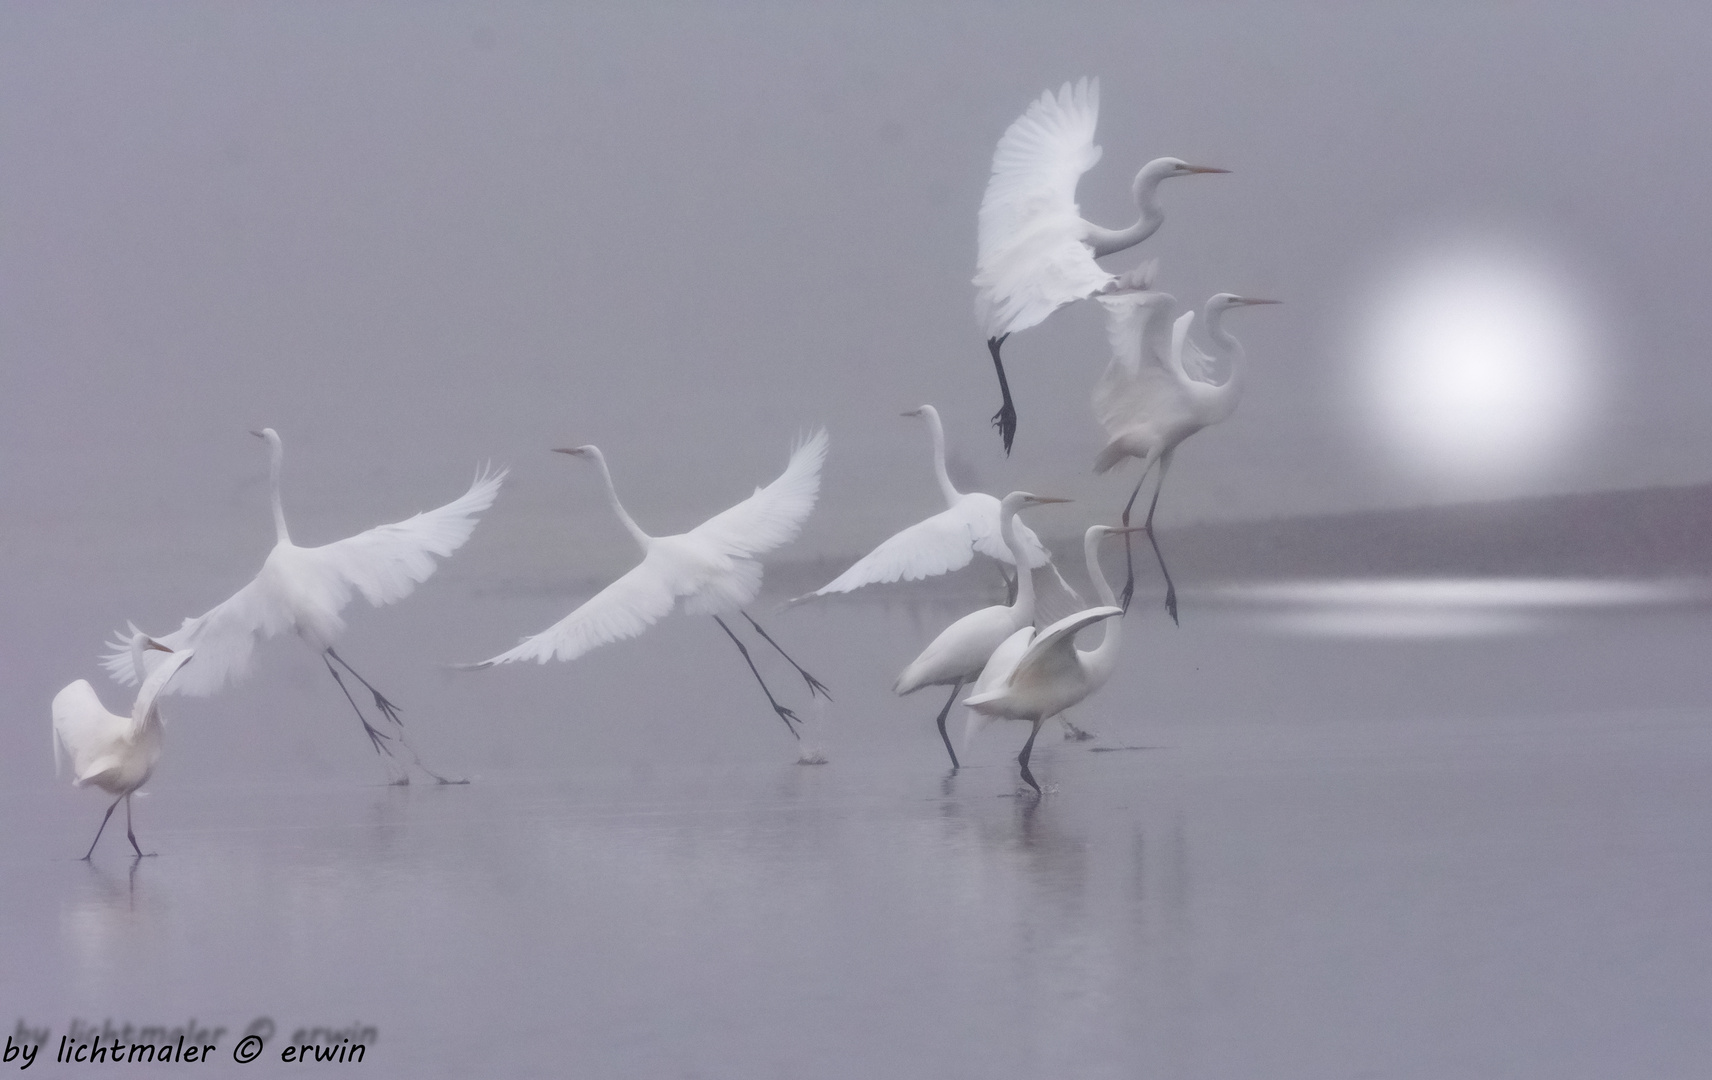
[799,671,833,700]
[370,692,404,727]
[774,704,802,733]
[1119,581,1136,613]
[1165,588,1179,626]
[990,403,1017,455]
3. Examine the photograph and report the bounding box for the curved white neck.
[1085,160,1173,258]
[917,406,960,506]
[587,448,651,552]
[1080,531,1123,672]
[1200,303,1247,419]
[1000,504,1035,617]
[266,438,291,545]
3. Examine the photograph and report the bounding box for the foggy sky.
[5,2,1712,599]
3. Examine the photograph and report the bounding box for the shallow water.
[7,583,1712,1078]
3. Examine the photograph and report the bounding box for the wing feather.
[688,429,826,560]
[474,558,679,667]
[103,467,505,694]
[975,77,1112,337]
[1092,292,1184,442]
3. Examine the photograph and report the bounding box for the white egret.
[471,430,831,738]
[963,523,1141,769]
[1094,286,1279,618]
[103,428,505,784]
[794,405,1074,603]
[893,492,1069,768]
[974,76,1227,452]
[963,525,1135,793]
[54,639,194,859]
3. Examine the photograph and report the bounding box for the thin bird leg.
[327,647,404,727]
[1017,717,1047,795]
[1117,462,1156,612]
[740,611,831,699]
[82,794,123,861]
[933,679,964,769]
[713,616,802,739]
[323,655,396,757]
[988,334,1018,455]
[1142,451,1178,625]
[323,651,468,784]
[124,793,151,858]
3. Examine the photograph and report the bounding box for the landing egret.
[974,76,1227,452]
[893,492,1069,768]
[471,430,831,739]
[963,523,1141,767]
[963,524,1136,793]
[103,428,504,784]
[793,405,1073,603]
[1094,288,1279,617]
[54,639,194,859]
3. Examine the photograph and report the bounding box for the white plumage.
[54,640,194,858]
[103,427,503,782]
[963,525,1136,793]
[892,491,1069,768]
[797,405,1069,601]
[972,77,1228,452]
[474,430,831,741]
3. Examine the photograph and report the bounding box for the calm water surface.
[6,583,1712,1078]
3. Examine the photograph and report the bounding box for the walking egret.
[55,640,194,859]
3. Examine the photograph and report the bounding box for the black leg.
[933,679,964,770]
[741,612,831,699]
[83,795,123,861]
[1118,467,1151,612]
[714,616,802,739]
[988,335,1017,455]
[1143,451,1178,625]
[124,794,152,857]
[324,654,395,756]
[1018,718,1046,795]
[325,649,467,783]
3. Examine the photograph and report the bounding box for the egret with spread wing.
[963,524,1136,793]
[963,523,1141,771]
[1094,286,1279,618]
[471,430,830,741]
[893,491,1069,769]
[974,76,1227,452]
[55,639,194,859]
[794,405,1073,603]
[103,428,505,783]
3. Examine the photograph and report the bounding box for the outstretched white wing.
[1092,292,1185,442]
[472,557,679,667]
[803,503,985,598]
[104,467,506,694]
[964,606,1123,714]
[688,428,827,560]
[974,77,1112,338]
[52,680,118,780]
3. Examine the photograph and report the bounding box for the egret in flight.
[471,430,831,739]
[794,405,1073,603]
[974,76,1227,452]
[964,525,1136,793]
[55,639,194,859]
[1094,286,1279,618]
[103,428,505,784]
[963,523,1141,772]
[893,491,1069,769]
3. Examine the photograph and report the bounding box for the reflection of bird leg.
[324,655,394,756]
[1143,450,1178,625]
[1018,717,1046,794]
[741,612,831,699]
[83,794,123,860]
[988,334,1017,454]
[124,794,152,857]
[715,616,801,738]
[933,679,964,769]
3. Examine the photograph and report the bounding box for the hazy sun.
[1361,243,1593,493]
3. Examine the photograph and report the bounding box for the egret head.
[901,406,930,419]
[249,427,280,444]
[1000,492,1072,512]
[1136,157,1229,198]
[553,445,600,462]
